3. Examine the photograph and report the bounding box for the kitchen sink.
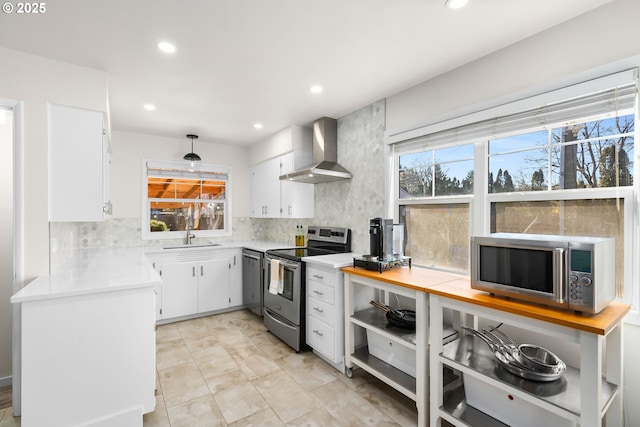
[162,243,222,249]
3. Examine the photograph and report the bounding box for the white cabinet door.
[280,153,314,218]
[250,157,281,218]
[49,104,109,221]
[160,262,198,318]
[197,258,230,313]
[228,250,243,307]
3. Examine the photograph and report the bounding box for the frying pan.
[370,300,416,330]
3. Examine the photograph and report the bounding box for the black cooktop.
[266,226,351,262]
[266,246,337,261]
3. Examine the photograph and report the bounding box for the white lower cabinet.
[305,264,345,372]
[160,261,199,319]
[196,258,230,313]
[149,248,242,322]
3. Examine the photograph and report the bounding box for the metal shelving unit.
[429,292,625,427]
[344,273,459,427]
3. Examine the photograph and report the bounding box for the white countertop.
[12,240,289,304]
[11,247,162,304]
[303,252,361,269]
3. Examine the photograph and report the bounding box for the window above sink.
[142,159,232,240]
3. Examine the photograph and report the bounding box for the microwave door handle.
[553,248,565,303]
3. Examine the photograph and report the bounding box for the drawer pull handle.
[313,274,324,279]
[313,329,323,336]
[313,307,324,313]
[313,290,324,296]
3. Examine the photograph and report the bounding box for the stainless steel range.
[263,226,351,351]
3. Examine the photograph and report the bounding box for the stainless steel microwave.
[471,233,616,314]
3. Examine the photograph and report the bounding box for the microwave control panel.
[568,249,594,307]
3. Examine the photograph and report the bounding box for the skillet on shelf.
[370,300,416,330]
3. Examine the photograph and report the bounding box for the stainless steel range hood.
[279,117,352,184]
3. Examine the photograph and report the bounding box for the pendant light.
[183,134,201,170]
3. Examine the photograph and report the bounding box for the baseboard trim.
[0,376,11,388]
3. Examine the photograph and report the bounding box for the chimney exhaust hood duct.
[279,117,352,184]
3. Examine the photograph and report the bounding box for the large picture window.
[390,69,638,313]
[142,160,232,239]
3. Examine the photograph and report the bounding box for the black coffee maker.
[369,217,394,261]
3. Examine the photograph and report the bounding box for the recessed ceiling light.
[445,0,468,9]
[157,41,176,53]
[310,85,323,94]
[253,123,263,129]
[144,104,156,111]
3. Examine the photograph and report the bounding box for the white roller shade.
[390,69,638,154]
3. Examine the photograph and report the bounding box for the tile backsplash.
[50,98,386,272]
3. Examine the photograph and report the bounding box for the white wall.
[0,47,108,384]
[110,130,251,219]
[0,108,14,386]
[386,0,640,133]
[385,0,640,424]
[248,125,312,166]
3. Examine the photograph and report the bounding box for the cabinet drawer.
[306,316,335,358]
[307,266,335,287]
[307,280,334,305]
[307,296,334,326]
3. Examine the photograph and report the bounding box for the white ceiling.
[0,0,611,146]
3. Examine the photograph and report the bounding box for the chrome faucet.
[186,230,196,245]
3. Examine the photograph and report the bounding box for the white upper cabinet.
[48,104,110,222]
[249,125,314,219]
[280,152,314,218]
[250,156,282,218]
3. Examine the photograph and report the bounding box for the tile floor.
[145,309,418,427]
[0,309,419,427]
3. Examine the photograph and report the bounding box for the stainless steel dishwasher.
[242,249,264,316]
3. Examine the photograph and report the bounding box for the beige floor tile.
[228,344,283,380]
[156,323,182,343]
[156,338,194,370]
[158,361,210,407]
[249,332,297,360]
[166,394,227,427]
[194,344,240,380]
[176,317,212,341]
[0,408,20,427]
[253,371,320,423]
[213,381,269,424]
[205,369,252,396]
[143,395,170,427]
[286,407,345,427]
[228,407,286,427]
[151,310,418,426]
[276,353,338,391]
[311,380,400,427]
[356,377,418,427]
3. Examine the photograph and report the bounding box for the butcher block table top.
[342,265,630,336]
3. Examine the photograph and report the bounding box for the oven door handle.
[265,255,300,270]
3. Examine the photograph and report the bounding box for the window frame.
[388,70,639,323]
[141,159,232,240]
